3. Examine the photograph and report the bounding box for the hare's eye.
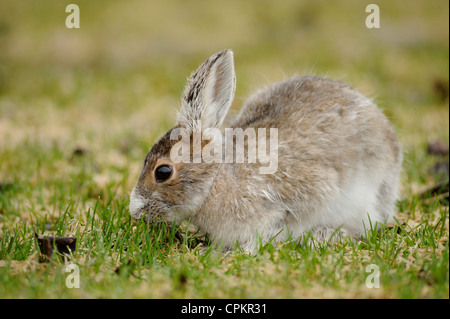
[155,165,172,182]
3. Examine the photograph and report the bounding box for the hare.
[130,49,402,252]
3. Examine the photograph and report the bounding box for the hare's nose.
[129,187,148,220]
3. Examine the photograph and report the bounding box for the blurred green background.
[0,0,448,197]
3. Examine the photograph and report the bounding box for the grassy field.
[0,0,448,299]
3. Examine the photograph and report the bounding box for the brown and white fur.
[130,49,402,252]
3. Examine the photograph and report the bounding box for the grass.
[0,0,448,298]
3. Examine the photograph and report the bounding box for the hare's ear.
[178,49,236,132]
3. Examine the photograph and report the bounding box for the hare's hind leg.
[307,226,353,244]
[375,177,400,224]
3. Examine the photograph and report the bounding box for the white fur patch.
[305,173,384,237]
[129,187,148,220]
